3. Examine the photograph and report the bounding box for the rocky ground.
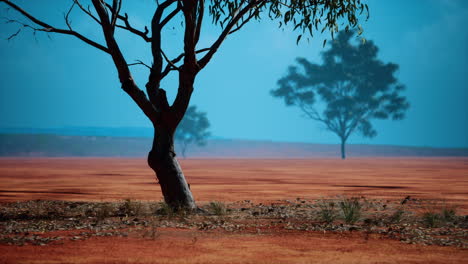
[0,197,467,248]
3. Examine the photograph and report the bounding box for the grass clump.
[96,202,115,221]
[156,202,175,217]
[120,199,144,217]
[339,197,362,224]
[317,201,337,224]
[389,208,405,224]
[441,207,457,222]
[208,201,227,216]
[421,204,458,228]
[422,212,441,228]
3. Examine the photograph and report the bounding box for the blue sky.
[0,0,467,148]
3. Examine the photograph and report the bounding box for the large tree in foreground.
[1,0,368,209]
[271,30,409,159]
[175,105,210,158]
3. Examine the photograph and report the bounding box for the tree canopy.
[175,105,210,158]
[1,0,369,208]
[271,30,409,159]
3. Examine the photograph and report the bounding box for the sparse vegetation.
[208,201,227,216]
[442,207,457,222]
[156,202,175,217]
[339,197,362,224]
[318,201,337,224]
[422,212,441,228]
[389,208,406,224]
[0,197,466,248]
[120,199,144,217]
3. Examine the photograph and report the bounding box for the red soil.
[0,158,467,211]
[0,157,467,263]
[1,228,467,264]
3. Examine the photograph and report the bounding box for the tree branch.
[128,60,152,70]
[198,0,264,70]
[64,1,76,31]
[194,0,203,44]
[145,0,177,107]
[0,0,109,53]
[103,1,151,42]
[160,48,210,79]
[73,0,101,25]
[92,0,159,123]
[229,1,266,35]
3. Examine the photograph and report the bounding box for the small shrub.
[441,207,457,222]
[318,201,337,224]
[339,197,362,224]
[422,212,441,228]
[120,199,143,216]
[96,203,115,221]
[389,208,405,223]
[209,201,227,216]
[156,202,174,217]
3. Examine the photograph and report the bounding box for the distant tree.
[271,30,409,159]
[175,106,210,158]
[1,0,368,209]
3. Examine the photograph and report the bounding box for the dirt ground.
[0,157,467,263]
[1,228,467,264]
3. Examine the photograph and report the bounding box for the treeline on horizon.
[0,134,467,158]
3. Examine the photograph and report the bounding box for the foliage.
[422,212,441,228]
[389,208,405,224]
[175,106,210,158]
[271,30,409,159]
[0,0,369,208]
[441,207,457,222]
[208,201,227,216]
[208,0,369,44]
[157,202,175,217]
[339,197,361,224]
[317,200,337,223]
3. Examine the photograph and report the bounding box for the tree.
[1,0,368,209]
[271,30,409,159]
[175,105,210,158]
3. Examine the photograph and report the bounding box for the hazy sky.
[1,0,467,148]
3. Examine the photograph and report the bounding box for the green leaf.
[296,34,302,45]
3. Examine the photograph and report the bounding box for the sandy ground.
[1,228,467,264]
[0,157,467,263]
[0,157,467,210]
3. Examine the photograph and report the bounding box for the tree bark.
[147,124,196,210]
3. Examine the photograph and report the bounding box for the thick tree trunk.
[340,138,346,160]
[147,125,196,210]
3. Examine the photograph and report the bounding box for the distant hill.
[1,133,467,158]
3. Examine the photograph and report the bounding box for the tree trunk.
[147,125,196,210]
[340,138,346,160]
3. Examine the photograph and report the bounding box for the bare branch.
[160,49,180,70]
[128,60,152,70]
[64,1,76,31]
[194,0,203,44]
[198,0,265,70]
[0,0,109,53]
[160,5,180,28]
[115,13,150,42]
[145,0,177,106]
[229,2,266,35]
[91,0,159,123]
[6,27,20,40]
[160,48,210,80]
[73,0,101,25]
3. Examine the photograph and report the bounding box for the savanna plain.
[0,158,467,264]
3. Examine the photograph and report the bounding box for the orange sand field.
[0,157,467,263]
[0,158,467,209]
